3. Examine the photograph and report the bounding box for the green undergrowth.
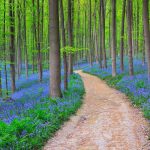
[0,73,85,150]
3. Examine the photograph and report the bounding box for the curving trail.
[44,71,150,150]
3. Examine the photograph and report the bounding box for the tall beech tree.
[120,0,126,72]
[111,0,117,77]
[68,0,73,75]
[49,0,62,97]
[127,0,134,76]
[60,0,68,90]
[143,0,150,80]
[9,0,16,93]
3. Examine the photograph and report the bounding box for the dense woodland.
[0,0,150,149]
[0,0,150,96]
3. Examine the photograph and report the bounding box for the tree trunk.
[60,0,68,90]
[99,0,103,68]
[101,0,107,68]
[120,0,126,72]
[24,0,28,78]
[68,0,73,75]
[111,0,117,76]
[143,0,150,80]
[9,0,16,93]
[49,0,62,97]
[17,0,22,79]
[89,0,93,66]
[37,0,43,82]
[127,0,134,76]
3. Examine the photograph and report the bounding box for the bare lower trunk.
[127,0,134,76]
[143,0,150,80]
[9,0,16,93]
[60,0,68,90]
[111,0,117,77]
[68,0,73,75]
[49,0,62,98]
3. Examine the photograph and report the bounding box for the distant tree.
[37,0,43,82]
[68,0,73,75]
[60,0,68,90]
[143,0,150,80]
[101,0,107,68]
[23,0,28,78]
[120,0,126,72]
[127,0,134,76]
[9,0,16,93]
[89,0,93,66]
[49,0,62,97]
[111,0,117,77]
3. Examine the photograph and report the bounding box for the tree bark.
[120,0,126,72]
[143,0,150,80]
[23,0,28,78]
[127,0,134,76]
[49,0,62,97]
[60,0,68,90]
[68,0,73,75]
[37,0,43,82]
[9,0,16,93]
[111,0,117,76]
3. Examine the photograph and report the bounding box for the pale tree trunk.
[143,0,150,80]
[49,0,62,97]
[60,0,68,90]
[111,0,117,77]
[127,0,134,76]
[9,0,16,93]
[120,0,126,72]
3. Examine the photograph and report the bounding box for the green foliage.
[61,46,89,55]
[0,74,85,149]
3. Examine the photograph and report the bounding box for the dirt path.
[44,71,149,150]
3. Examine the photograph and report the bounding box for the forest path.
[44,71,149,150]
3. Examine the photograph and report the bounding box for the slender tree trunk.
[89,0,93,66]
[127,0,134,76]
[101,0,107,68]
[120,0,126,72]
[68,0,73,75]
[111,0,117,76]
[143,0,150,80]
[99,0,103,68]
[49,0,62,97]
[60,0,68,90]
[3,0,8,96]
[37,0,43,82]
[24,0,28,78]
[136,0,139,58]
[9,0,16,93]
[109,10,111,58]
[17,0,22,79]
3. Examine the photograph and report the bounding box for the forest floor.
[44,71,150,150]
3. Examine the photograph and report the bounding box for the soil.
[44,71,150,150]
